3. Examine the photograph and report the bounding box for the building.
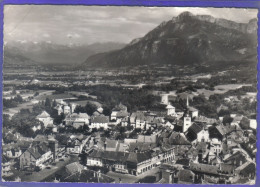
[249,119,257,129]
[235,162,255,180]
[19,142,53,170]
[36,111,54,128]
[90,116,109,130]
[166,104,177,116]
[185,123,209,144]
[161,94,169,105]
[5,148,22,159]
[183,114,192,133]
[223,151,248,168]
[2,155,13,178]
[64,113,90,126]
[66,135,88,154]
[111,103,127,121]
[86,146,175,176]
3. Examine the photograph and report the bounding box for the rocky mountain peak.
[81,12,257,69]
[176,11,195,21]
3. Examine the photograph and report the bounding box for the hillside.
[81,11,257,69]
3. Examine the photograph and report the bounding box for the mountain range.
[4,41,126,66]
[81,11,257,69]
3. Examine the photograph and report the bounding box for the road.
[106,167,160,183]
[19,155,78,182]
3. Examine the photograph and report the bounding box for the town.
[2,64,257,184]
[2,6,258,185]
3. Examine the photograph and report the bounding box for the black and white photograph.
[2,5,258,184]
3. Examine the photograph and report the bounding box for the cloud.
[43,33,50,38]
[4,5,258,45]
[67,33,81,38]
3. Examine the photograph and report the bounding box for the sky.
[4,5,258,45]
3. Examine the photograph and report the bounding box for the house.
[210,138,222,155]
[90,116,109,130]
[66,135,88,154]
[166,104,177,117]
[111,103,127,121]
[5,148,22,159]
[87,146,174,176]
[19,142,53,170]
[235,161,255,180]
[86,149,129,174]
[190,163,220,181]
[137,134,157,143]
[161,94,169,105]
[121,117,129,127]
[167,132,191,145]
[185,123,209,144]
[130,112,147,129]
[2,155,13,178]
[103,139,119,151]
[194,116,218,125]
[86,149,104,167]
[126,151,154,175]
[128,142,157,153]
[231,115,244,126]
[178,169,195,184]
[164,121,174,130]
[208,125,227,141]
[249,119,257,129]
[55,105,63,115]
[135,112,146,129]
[187,106,199,118]
[64,113,90,126]
[65,162,84,176]
[116,111,129,124]
[223,151,247,168]
[63,105,71,115]
[32,124,41,132]
[157,164,177,184]
[36,111,53,128]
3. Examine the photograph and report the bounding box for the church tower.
[183,114,191,133]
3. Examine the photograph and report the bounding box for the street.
[18,155,78,182]
[106,167,160,183]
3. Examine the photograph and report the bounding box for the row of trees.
[3,95,23,108]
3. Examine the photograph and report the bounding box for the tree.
[239,117,250,130]
[45,98,52,108]
[223,115,233,125]
[34,92,39,97]
[102,105,111,116]
[14,94,23,103]
[85,102,97,116]
[218,109,230,117]
[12,89,16,95]
[103,130,110,138]
[53,100,57,107]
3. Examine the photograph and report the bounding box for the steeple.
[186,96,189,107]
